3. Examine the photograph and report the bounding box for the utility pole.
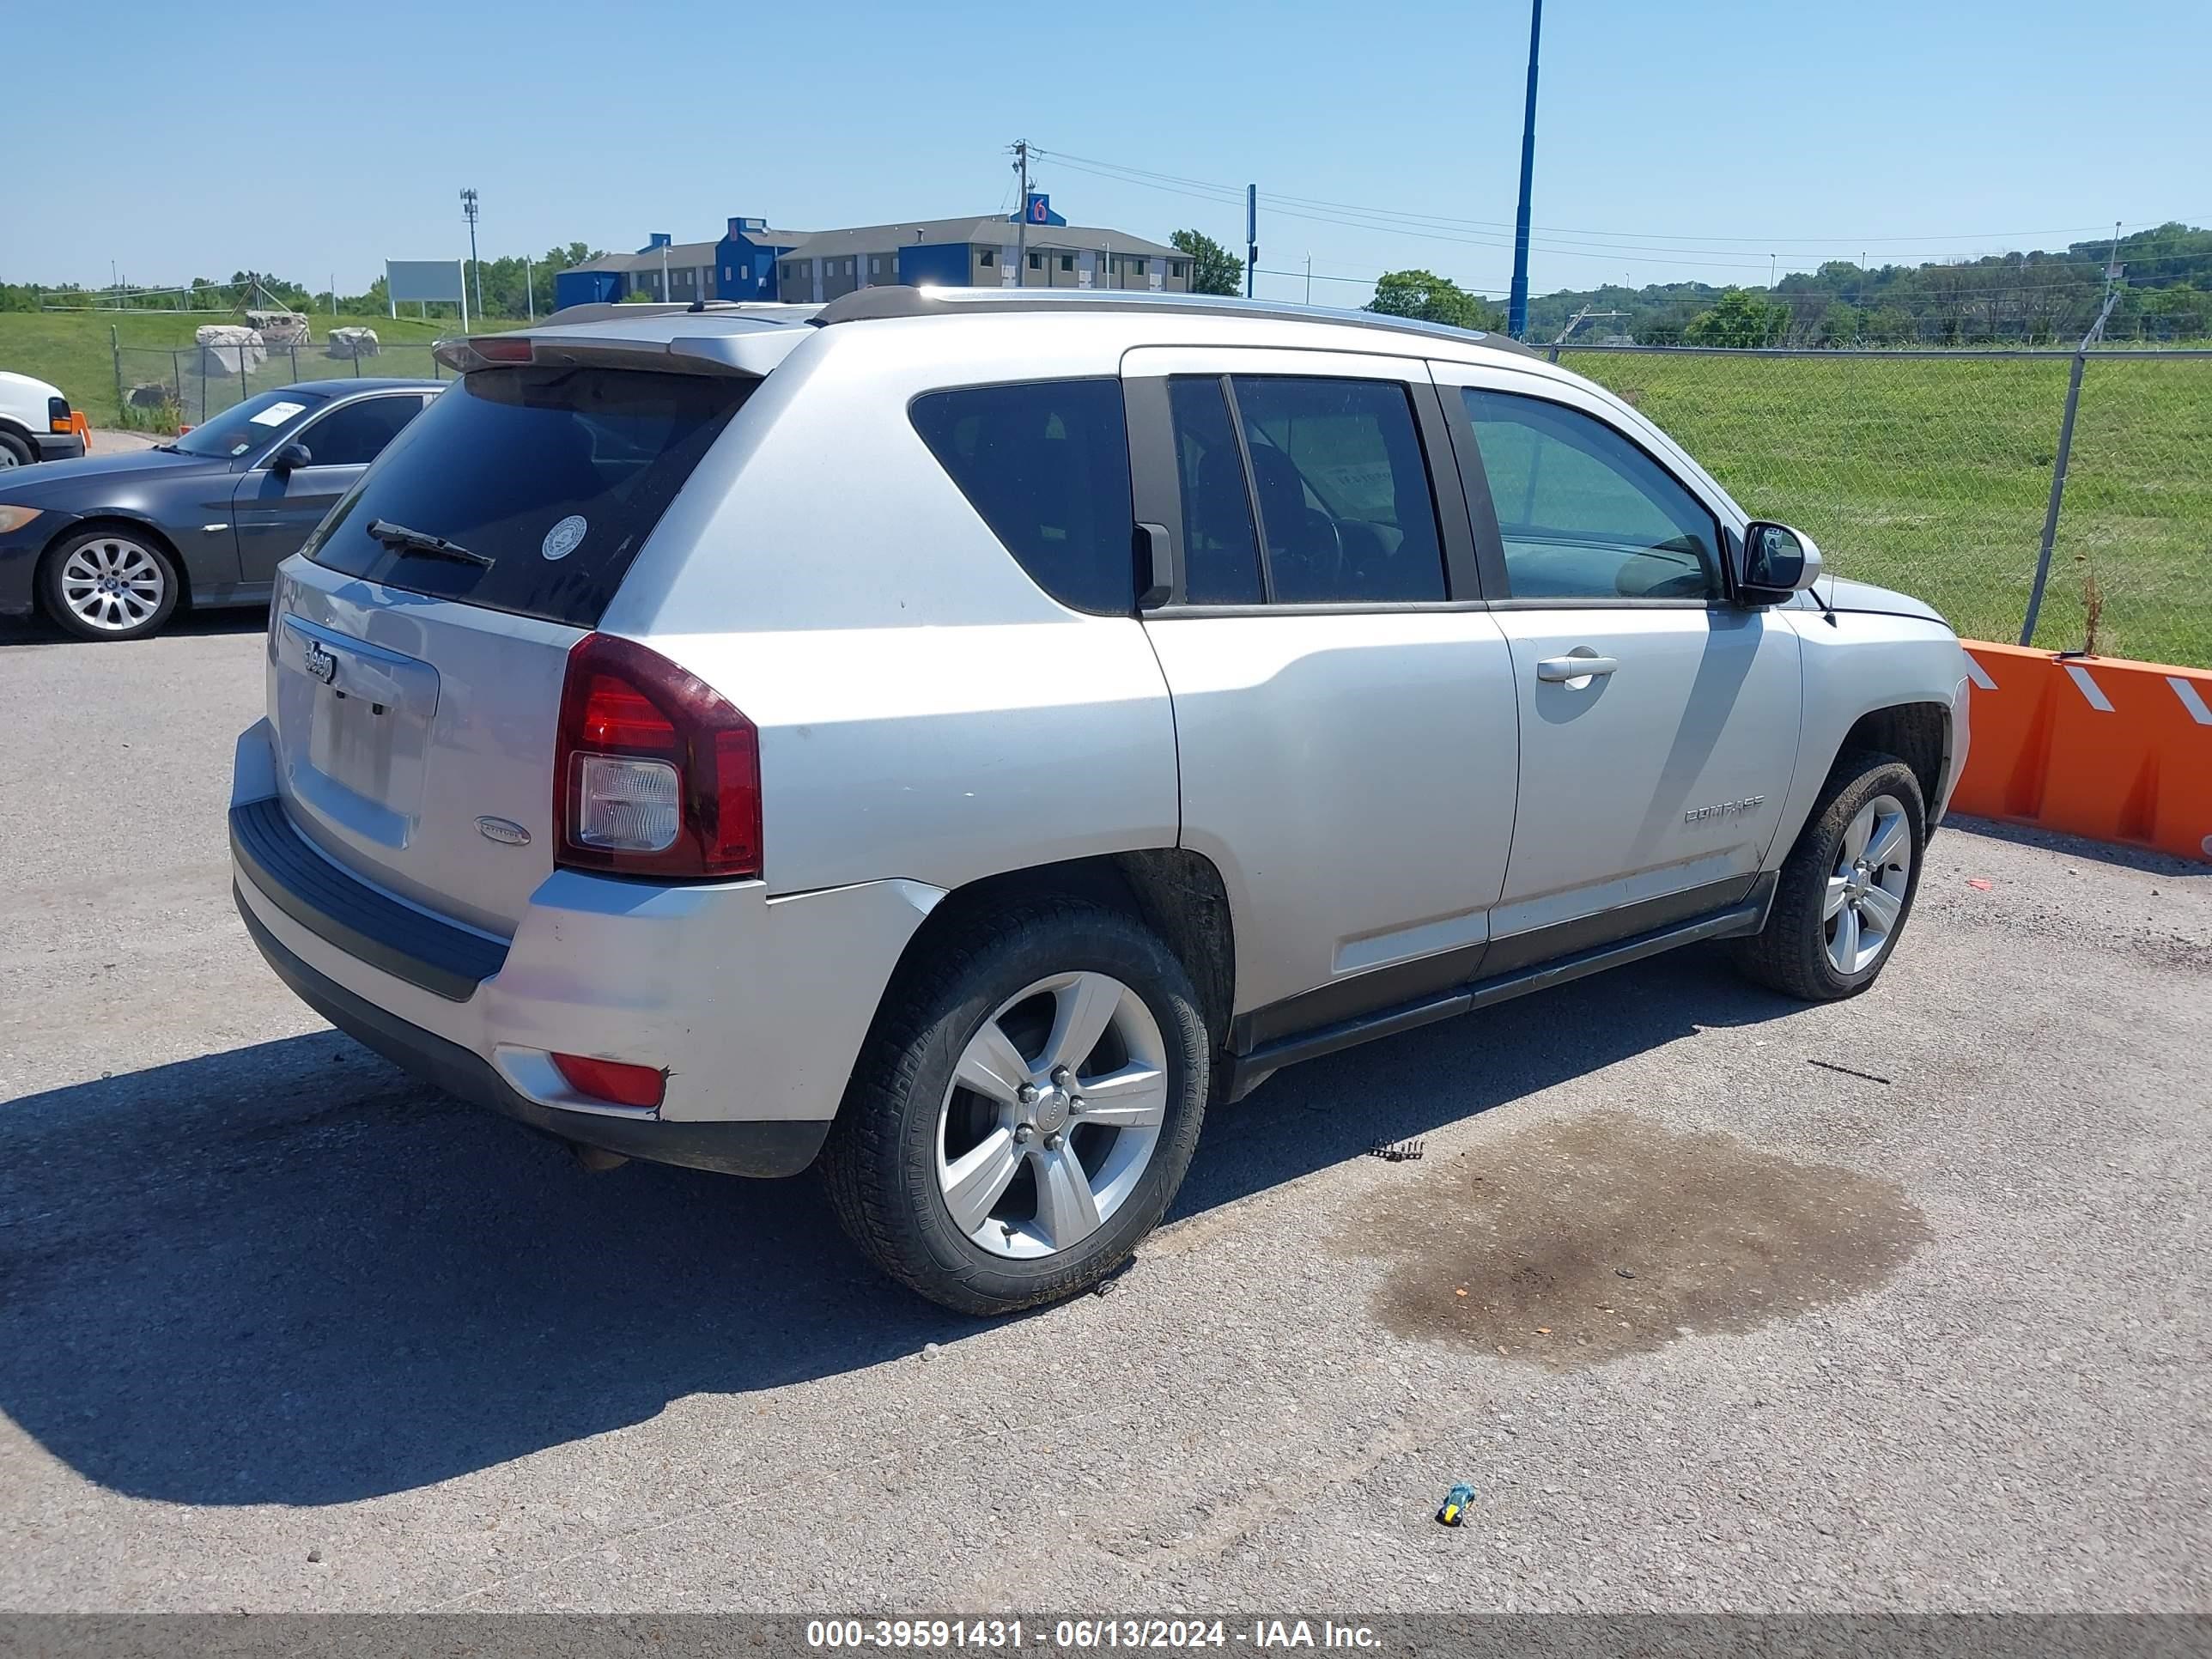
[1770,252,1778,289]
[526,256,535,321]
[1013,140,1030,288]
[460,188,482,315]
[1304,253,1312,304]
[1245,184,1257,299]
[1507,0,1542,337]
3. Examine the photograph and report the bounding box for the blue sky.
[14,0,2206,306]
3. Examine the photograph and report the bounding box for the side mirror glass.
[272,441,312,473]
[1737,520,1821,603]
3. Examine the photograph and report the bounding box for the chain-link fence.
[111,338,451,433]
[93,331,2209,666]
[1553,345,2212,669]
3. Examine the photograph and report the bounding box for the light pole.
[1506,0,1542,338]
[460,188,483,318]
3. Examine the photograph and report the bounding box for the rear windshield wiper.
[366,519,493,568]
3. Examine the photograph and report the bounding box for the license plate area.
[274,615,441,848]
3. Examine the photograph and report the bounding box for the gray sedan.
[0,380,439,641]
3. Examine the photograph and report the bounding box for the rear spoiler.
[434,323,808,380]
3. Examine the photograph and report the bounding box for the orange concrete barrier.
[1951,641,2212,862]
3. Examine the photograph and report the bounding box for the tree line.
[1170,222,2209,345]
[1,245,605,321]
[1521,222,2210,346]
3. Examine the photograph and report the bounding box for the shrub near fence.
[112,340,449,431]
[1555,347,2212,670]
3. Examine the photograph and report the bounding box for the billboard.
[386,259,466,318]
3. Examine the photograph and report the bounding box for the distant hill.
[1526,222,2210,345]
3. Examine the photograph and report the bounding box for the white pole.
[459,259,469,331]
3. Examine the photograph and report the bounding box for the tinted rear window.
[909,379,1134,615]
[307,367,751,627]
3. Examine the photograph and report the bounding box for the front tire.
[41,526,181,641]
[0,431,34,469]
[821,900,1209,1316]
[1735,752,1926,1001]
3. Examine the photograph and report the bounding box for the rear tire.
[821,900,1209,1316]
[40,526,181,641]
[1735,752,1926,1001]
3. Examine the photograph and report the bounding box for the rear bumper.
[237,892,830,1176]
[229,718,942,1176]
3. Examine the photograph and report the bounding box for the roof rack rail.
[808,284,1531,355]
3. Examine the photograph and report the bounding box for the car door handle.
[1536,654,1620,683]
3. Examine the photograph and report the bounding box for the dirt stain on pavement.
[1333,1110,1928,1368]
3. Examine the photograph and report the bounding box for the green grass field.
[0,309,500,416]
[1562,349,2212,666]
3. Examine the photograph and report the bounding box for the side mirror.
[1735,520,1821,605]
[272,441,312,474]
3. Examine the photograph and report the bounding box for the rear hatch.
[265,325,790,934]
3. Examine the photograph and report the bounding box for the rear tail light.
[551,1052,666,1109]
[554,633,762,879]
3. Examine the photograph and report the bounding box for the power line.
[1030,145,2192,273]
[1034,145,2181,252]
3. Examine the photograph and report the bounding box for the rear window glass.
[910,379,1135,615]
[306,367,751,628]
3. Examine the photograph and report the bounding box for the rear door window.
[1228,376,1447,605]
[910,379,1135,615]
[307,367,752,627]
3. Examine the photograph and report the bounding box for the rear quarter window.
[909,379,1135,615]
[307,366,751,628]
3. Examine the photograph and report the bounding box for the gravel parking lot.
[2,617,2208,1613]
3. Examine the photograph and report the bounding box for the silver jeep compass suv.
[231,288,1972,1314]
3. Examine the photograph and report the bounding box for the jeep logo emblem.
[302,641,337,686]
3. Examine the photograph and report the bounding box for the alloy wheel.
[1826,793,1911,975]
[58,537,168,634]
[936,970,1170,1261]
